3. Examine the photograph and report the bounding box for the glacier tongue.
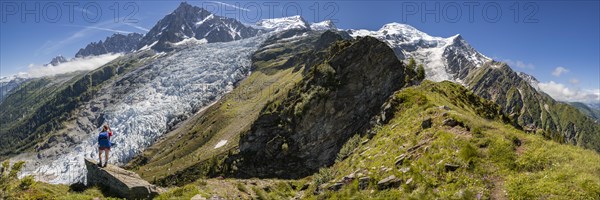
[23,35,268,184]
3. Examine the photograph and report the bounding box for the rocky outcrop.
[236,36,413,178]
[84,158,162,199]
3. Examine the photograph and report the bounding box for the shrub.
[313,167,336,186]
[19,175,35,190]
[336,134,361,162]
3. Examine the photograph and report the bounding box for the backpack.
[98,132,111,148]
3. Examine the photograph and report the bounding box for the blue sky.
[1,1,598,103]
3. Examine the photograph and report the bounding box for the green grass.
[1,160,119,199]
[130,80,600,199]
[303,81,600,199]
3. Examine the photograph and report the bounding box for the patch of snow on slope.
[26,35,268,184]
[172,38,208,46]
[214,140,228,149]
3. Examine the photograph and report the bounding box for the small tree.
[407,57,416,70]
[417,64,426,81]
[0,160,26,199]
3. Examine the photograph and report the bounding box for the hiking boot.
[103,163,107,168]
[97,162,103,167]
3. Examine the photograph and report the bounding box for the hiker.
[98,124,113,168]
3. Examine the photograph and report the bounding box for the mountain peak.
[137,2,260,51]
[310,20,337,31]
[378,22,436,40]
[176,1,193,10]
[256,15,310,32]
[47,55,68,66]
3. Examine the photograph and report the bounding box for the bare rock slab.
[85,158,163,199]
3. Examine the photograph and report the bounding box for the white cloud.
[207,1,251,12]
[538,81,600,104]
[552,66,569,77]
[25,54,121,78]
[501,59,535,69]
[35,19,141,56]
[569,79,580,85]
[124,23,150,32]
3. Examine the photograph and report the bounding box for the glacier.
[19,34,268,184]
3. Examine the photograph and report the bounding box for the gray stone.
[443,118,459,127]
[405,177,413,185]
[421,118,432,129]
[444,163,460,172]
[85,158,162,199]
[358,177,370,190]
[342,173,355,184]
[377,175,401,190]
[327,182,344,191]
[394,154,407,166]
[191,194,207,200]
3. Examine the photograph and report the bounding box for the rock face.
[75,33,143,57]
[84,158,162,199]
[237,36,412,178]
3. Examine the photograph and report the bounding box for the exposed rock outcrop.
[84,158,162,199]
[236,36,413,178]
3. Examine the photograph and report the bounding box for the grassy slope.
[465,62,600,152]
[155,81,600,199]
[129,31,331,184]
[308,81,600,199]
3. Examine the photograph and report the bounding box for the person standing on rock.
[98,124,113,168]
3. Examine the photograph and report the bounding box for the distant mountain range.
[75,33,143,58]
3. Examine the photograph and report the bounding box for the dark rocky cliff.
[236,36,414,178]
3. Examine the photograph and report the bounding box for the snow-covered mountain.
[137,2,260,51]
[348,23,490,82]
[310,20,337,31]
[76,33,143,58]
[256,15,310,32]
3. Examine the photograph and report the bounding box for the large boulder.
[84,158,162,199]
